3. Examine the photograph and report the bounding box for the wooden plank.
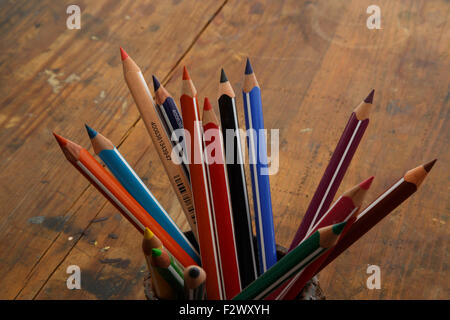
[2,0,448,300]
[0,0,226,299]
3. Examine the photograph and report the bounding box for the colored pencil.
[180,66,223,300]
[289,89,375,250]
[142,227,175,300]
[53,133,197,268]
[184,266,206,300]
[203,97,241,299]
[120,47,197,238]
[152,75,190,182]
[242,58,277,274]
[272,176,374,300]
[233,222,347,300]
[316,159,437,273]
[85,125,200,264]
[152,248,184,298]
[218,68,258,287]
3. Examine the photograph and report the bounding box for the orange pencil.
[203,97,241,299]
[180,67,223,300]
[53,133,197,268]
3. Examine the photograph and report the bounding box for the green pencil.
[152,248,184,298]
[233,222,346,300]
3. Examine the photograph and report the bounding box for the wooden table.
[0,0,448,300]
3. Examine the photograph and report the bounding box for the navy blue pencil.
[152,75,190,182]
[242,58,277,274]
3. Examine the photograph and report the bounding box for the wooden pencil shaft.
[54,136,197,268]
[233,231,324,300]
[290,111,369,249]
[218,93,258,287]
[93,141,199,264]
[122,57,197,238]
[317,179,416,273]
[203,116,242,299]
[243,86,277,274]
[180,80,223,300]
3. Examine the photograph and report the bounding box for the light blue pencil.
[85,124,200,265]
[242,58,277,274]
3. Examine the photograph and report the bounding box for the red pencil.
[180,67,223,300]
[203,97,241,299]
[53,133,197,268]
[275,176,374,300]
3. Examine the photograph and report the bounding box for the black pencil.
[217,68,258,287]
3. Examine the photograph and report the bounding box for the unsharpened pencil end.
[245,58,253,75]
[53,132,68,147]
[188,266,200,278]
[143,227,154,240]
[151,248,162,257]
[84,124,98,139]
[423,159,437,172]
[364,89,375,104]
[152,75,161,91]
[359,176,375,190]
[182,66,190,80]
[120,47,128,61]
[332,221,347,235]
[203,97,212,111]
[220,68,228,83]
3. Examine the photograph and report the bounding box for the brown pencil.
[120,47,197,239]
[316,159,437,273]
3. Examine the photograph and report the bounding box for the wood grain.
[0,0,448,300]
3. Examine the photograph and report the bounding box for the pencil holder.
[143,232,325,300]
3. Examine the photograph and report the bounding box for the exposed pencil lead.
[84,124,98,139]
[423,159,437,172]
[332,221,347,235]
[364,89,375,104]
[152,75,161,91]
[245,58,253,75]
[152,248,162,257]
[144,227,154,240]
[182,66,190,80]
[203,97,212,111]
[120,47,128,61]
[359,176,375,190]
[220,68,228,83]
[53,132,68,147]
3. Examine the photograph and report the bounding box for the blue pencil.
[153,75,190,182]
[85,124,200,265]
[242,58,277,274]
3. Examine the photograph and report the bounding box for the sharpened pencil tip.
[423,159,437,172]
[151,248,162,257]
[152,75,161,91]
[144,227,154,240]
[182,66,190,80]
[84,124,98,139]
[120,47,128,61]
[53,132,68,147]
[203,97,212,111]
[188,267,200,278]
[220,68,228,83]
[364,89,375,103]
[245,58,253,75]
[332,221,347,235]
[359,176,375,190]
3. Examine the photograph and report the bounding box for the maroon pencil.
[289,90,374,250]
[316,159,436,273]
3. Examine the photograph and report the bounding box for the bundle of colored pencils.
[53,48,436,300]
